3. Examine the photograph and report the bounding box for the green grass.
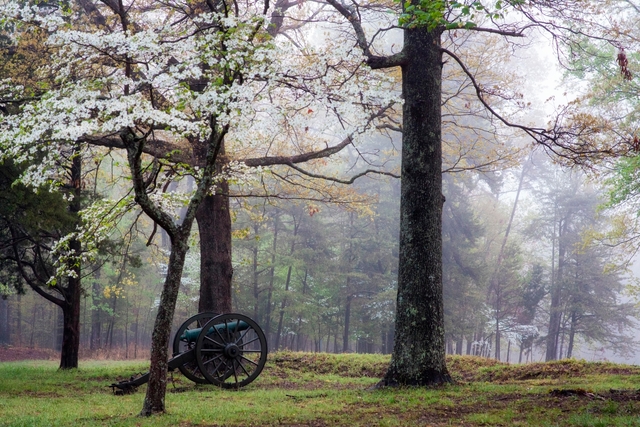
[1,353,640,426]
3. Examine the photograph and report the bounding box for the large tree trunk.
[59,262,81,369]
[379,26,451,386]
[196,183,233,314]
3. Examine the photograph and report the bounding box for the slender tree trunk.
[518,345,523,364]
[546,218,566,361]
[107,297,117,350]
[275,214,299,350]
[567,311,576,358]
[264,213,279,343]
[343,293,353,353]
[196,181,233,314]
[124,298,130,359]
[29,304,37,347]
[0,297,8,345]
[59,150,82,369]
[379,26,451,386]
[91,279,102,351]
[16,295,22,347]
[252,223,260,321]
[295,269,308,351]
[134,307,140,359]
[455,338,463,355]
[140,238,189,416]
[495,309,501,361]
[490,161,527,362]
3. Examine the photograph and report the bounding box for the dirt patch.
[0,346,57,362]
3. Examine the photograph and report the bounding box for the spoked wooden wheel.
[195,313,268,389]
[172,312,218,384]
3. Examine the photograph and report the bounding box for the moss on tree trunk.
[379,26,452,387]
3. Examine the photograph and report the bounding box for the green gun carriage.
[110,313,268,393]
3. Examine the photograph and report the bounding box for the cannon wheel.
[172,311,218,384]
[195,313,268,389]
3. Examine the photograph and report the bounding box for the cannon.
[110,313,268,393]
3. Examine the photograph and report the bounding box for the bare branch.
[283,162,399,184]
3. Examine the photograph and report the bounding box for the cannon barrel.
[180,319,250,343]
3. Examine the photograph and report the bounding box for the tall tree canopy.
[320,0,632,386]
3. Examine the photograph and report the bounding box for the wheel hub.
[224,343,240,358]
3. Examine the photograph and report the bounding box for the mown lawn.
[1,352,640,426]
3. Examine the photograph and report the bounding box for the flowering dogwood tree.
[0,0,396,414]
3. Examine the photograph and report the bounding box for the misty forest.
[3,0,640,418]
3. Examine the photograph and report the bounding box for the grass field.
[1,351,640,426]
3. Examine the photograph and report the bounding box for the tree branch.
[283,162,399,184]
[324,0,406,69]
[242,135,353,167]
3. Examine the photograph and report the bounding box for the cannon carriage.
[110,313,268,393]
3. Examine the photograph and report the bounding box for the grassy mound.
[269,352,640,384]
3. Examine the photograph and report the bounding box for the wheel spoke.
[204,335,225,347]
[232,360,239,385]
[237,359,251,377]
[240,354,260,367]
[239,336,260,347]
[200,347,223,353]
[213,323,227,343]
[203,353,224,366]
[235,328,250,345]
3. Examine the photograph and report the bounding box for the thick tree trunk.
[59,270,81,369]
[196,184,233,314]
[140,238,189,416]
[379,26,451,386]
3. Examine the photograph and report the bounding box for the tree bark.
[140,237,189,416]
[59,148,83,370]
[196,184,233,314]
[378,26,451,386]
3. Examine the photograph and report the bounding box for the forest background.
[1,0,640,381]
